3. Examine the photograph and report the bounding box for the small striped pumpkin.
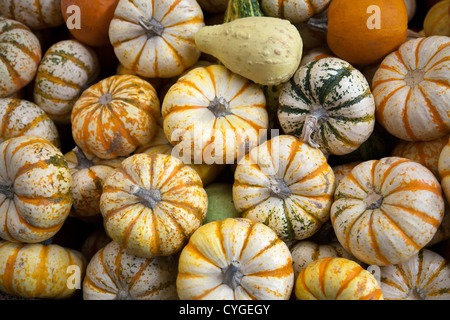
[295,257,383,300]
[162,64,268,165]
[372,36,450,142]
[278,57,376,156]
[0,98,60,148]
[0,240,86,299]
[83,241,178,300]
[331,157,445,266]
[71,75,160,160]
[260,0,331,23]
[176,218,294,300]
[423,0,450,37]
[233,135,336,241]
[332,162,361,186]
[299,47,335,67]
[0,17,41,98]
[33,40,100,124]
[0,0,64,30]
[439,137,450,203]
[109,0,204,79]
[0,135,73,243]
[380,249,450,300]
[100,153,208,258]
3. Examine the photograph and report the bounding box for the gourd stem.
[98,93,113,105]
[269,176,292,200]
[0,183,14,199]
[72,146,94,170]
[406,288,426,300]
[307,9,328,33]
[222,260,244,290]
[117,289,133,300]
[300,115,321,149]
[138,16,165,38]
[404,69,425,88]
[207,96,232,118]
[130,185,162,209]
[364,191,384,210]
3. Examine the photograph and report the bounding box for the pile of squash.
[0,0,449,301]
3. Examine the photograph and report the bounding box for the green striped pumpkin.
[277,57,376,156]
[33,40,100,124]
[224,0,263,22]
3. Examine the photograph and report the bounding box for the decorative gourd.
[0,241,86,299]
[100,153,208,258]
[299,47,334,67]
[0,98,60,148]
[81,227,111,261]
[379,249,450,300]
[332,162,361,186]
[295,257,383,300]
[83,241,178,300]
[61,0,119,47]
[233,135,336,241]
[326,0,408,65]
[0,135,73,243]
[34,40,100,124]
[423,0,450,36]
[223,0,263,22]
[439,137,450,203]
[194,17,303,86]
[278,57,376,156]
[162,64,268,165]
[176,218,294,300]
[372,36,450,142]
[135,119,223,186]
[290,240,363,280]
[116,63,166,92]
[0,17,41,98]
[0,0,64,30]
[197,0,228,13]
[204,183,240,224]
[260,0,331,24]
[391,135,449,179]
[71,75,160,160]
[109,0,204,79]
[331,157,445,266]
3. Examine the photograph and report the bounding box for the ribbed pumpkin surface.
[260,0,331,23]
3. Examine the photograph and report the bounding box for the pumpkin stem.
[138,16,165,38]
[222,260,244,291]
[207,96,232,118]
[117,289,133,300]
[72,146,94,170]
[406,288,426,300]
[268,176,292,200]
[130,185,162,209]
[99,93,113,105]
[300,115,321,149]
[0,183,14,199]
[404,69,425,87]
[364,191,384,210]
[307,9,328,34]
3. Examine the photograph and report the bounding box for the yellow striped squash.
[162,64,268,165]
[439,137,450,203]
[423,0,450,37]
[100,153,208,258]
[372,36,450,142]
[83,241,178,300]
[0,135,73,243]
[176,218,294,300]
[0,17,41,98]
[0,0,64,30]
[0,98,60,148]
[295,257,384,300]
[71,75,160,160]
[233,135,335,241]
[0,240,86,299]
[331,157,445,266]
[109,0,205,79]
[380,249,450,300]
[260,0,331,23]
[33,40,100,124]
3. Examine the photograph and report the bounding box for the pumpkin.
[332,162,361,186]
[404,0,417,22]
[277,57,376,156]
[326,0,408,65]
[176,217,294,300]
[439,137,450,203]
[135,118,223,186]
[108,0,204,79]
[379,249,450,300]
[299,47,334,67]
[0,240,86,299]
[61,0,120,47]
[0,0,64,30]
[259,0,331,24]
[195,17,303,86]
[423,0,450,37]
[0,135,73,243]
[83,241,178,300]
[0,17,41,98]
[295,257,383,300]
[33,40,100,124]
[331,157,445,266]
[233,135,336,241]
[71,74,160,160]
[81,227,111,261]
[290,240,363,280]
[223,0,263,22]
[391,135,449,179]
[162,64,268,165]
[116,63,166,92]
[100,153,208,258]
[0,98,60,148]
[372,36,450,142]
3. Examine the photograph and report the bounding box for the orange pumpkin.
[423,0,450,37]
[326,0,408,65]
